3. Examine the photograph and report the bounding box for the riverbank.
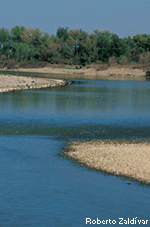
[0,74,69,93]
[61,140,150,185]
[3,66,146,81]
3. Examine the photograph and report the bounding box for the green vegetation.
[1,25,150,66]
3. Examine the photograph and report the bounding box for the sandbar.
[61,140,150,184]
[0,74,70,93]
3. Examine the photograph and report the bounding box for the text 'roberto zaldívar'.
[86,217,148,225]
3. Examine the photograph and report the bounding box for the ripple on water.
[0,79,150,226]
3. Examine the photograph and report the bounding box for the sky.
[1,0,150,38]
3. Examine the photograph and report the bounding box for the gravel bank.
[0,74,70,93]
[62,140,150,184]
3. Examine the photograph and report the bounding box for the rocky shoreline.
[61,140,150,185]
[0,74,70,93]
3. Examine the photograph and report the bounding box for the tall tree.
[11,26,25,42]
[94,30,113,62]
[110,34,125,58]
[0,27,10,42]
[12,42,30,61]
[0,28,11,55]
[20,28,32,44]
[31,28,42,47]
[56,27,69,42]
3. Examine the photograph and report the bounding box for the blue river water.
[0,79,150,226]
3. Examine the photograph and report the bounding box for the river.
[0,78,150,226]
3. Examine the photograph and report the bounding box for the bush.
[7,60,19,69]
[108,56,118,66]
[19,61,49,68]
[119,55,128,65]
[66,59,73,65]
[0,54,7,60]
[139,52,150,66]
[51,58,67,64]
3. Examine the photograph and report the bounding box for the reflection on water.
[0,80,150,128]
[0,79,150,226]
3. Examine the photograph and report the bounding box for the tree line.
[0,25,150,65]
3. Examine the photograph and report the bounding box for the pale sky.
[1,0,150,38]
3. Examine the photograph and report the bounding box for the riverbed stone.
[0,74,69,93]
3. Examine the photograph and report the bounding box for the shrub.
[7,60,18,69]
[108,56,118,66]
[51,58,67,64]
[0,54,7,60]
[139,52,150,66]
[119,55,128,65]
[19,61,48,68]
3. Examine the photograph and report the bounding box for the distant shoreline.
[2,66,146,81]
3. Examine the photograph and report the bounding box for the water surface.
[0,79,150,226]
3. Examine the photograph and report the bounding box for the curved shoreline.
[0,74,70,93]
[1,71,149,185]
[61,140,150,185]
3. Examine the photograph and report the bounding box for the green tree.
[133,34,150,52]
[130,47,144,62]
[56,27,69,42]
[110,34,125,58]
[31,28,42,47]
[0,28,11,55]
[122,36,135,62]
[20,28,32,44]
[12,42,30,61]
[87,34,97,63]
[94,30,113,62]
[11,25,25,42]
[0,27,10,42]
[69,30,80,56]
[68,29,91,64]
